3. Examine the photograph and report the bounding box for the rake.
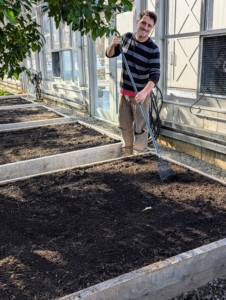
[119,44,175,180]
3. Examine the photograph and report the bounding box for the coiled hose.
[148,85,163,144]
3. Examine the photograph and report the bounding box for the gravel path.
[172,277,226,300]
[45,104,226,300]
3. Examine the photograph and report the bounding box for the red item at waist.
[120,88,136,97]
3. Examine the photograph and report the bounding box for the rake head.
[157,160,175,180]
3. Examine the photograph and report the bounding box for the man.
[106,10,160,155]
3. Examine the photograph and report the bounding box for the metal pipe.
[163,99,226,114]
[194,113,226,122]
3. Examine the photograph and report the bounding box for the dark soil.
[0,155,225,300]
[0,98,31,106]
[0,107,60,124]
[0,123,118,165]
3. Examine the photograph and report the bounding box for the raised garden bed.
[0,107,60,124]
[0,97,31,106]
[0,123,118,165]
[0,155,225,300]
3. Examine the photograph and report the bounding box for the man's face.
[136,15,155,41]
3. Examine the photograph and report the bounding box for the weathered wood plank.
[0,143,123,184]
[0,103,38,110]
[0,117,71,132]
[58,238,226,300]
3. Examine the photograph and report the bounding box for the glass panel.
[71,31,77,48]
[45,36,53,79]
[31,5,36,18]
[31,52,36,70]
[43,14,51,36]
[167,37,199,98]
[84,36,89,86]
[43,15,53,79]
[96,36,110,111]
[62,51,72,81]
[206,0,226,30]
[52,52,61,77]
[26,57,31,69]
[52,20,60,49]
[147,0,156,37]
[72,51,79,85]
[168,0,201,34]
[61,23,71,48]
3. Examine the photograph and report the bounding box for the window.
[52,52,60,77]
[39,14,82,86]
[61,23,71,48]
[41,15,79,83]
[167,37,199,98]
[52,20,60,49]
[166,0,202,98]
[73,51,79,82]
[168,0,201,35]
[62,51,72,81]
[206,0,226,30]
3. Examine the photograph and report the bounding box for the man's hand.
[135,91,148,103]
[135,81,155,103]
[106,35,121,57]
[111,35,121,47]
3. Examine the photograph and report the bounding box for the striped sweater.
[107,32,160,95]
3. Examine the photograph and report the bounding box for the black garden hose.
[148,85,163,144]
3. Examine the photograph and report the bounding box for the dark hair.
[139,10,158,25]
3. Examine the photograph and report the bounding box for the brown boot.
[121,149,133,157]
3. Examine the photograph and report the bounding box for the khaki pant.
[118,94,150,153]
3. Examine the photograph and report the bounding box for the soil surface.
[0,123,118,165]
[0,155,225,300]
[0,107,60,124]
[0,98,31,106]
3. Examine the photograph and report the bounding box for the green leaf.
[21,0,32,9]
[49,0,58,6]
[13,70,20,79]
[121,0,133,10]
[90,20,96,30]
[104,10,112,22]
[95,27,100,37]
[8,68,15,78]
[105,27,110,37]
[91,29,97,40]
[0,12,4,23]
[100,27,105,38]
[4,9,17,24]
[123,5,129,12]
[42,7,49,12]
[82,7,92,17]
[12,2,22,15]
[95,13,101,22]
[23,4,32,11]
[108,0,117,3]
[54,17,60,29]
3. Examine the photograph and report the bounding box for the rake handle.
[119,45,162,159]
